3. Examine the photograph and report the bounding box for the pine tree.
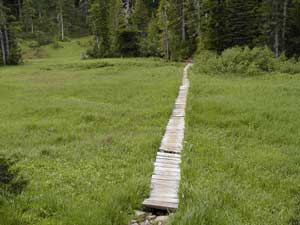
[158,0,170,59]
[0,0,21,66]
[226,0,259,48]
[132,0,149,33]
[200,0,228,52]
[108,0,124,54]
[22,0,35,33]
[286,0,300,56]
[88,0,110,57]
[140,15,160,56]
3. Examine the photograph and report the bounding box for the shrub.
[276,56,300,74]
[117,30,140,57]
[28,40,40,49]
[194,46,300,76]
[34,31,53,46]
[0,154,27,195]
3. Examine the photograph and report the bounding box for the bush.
[0,154,27,195]
[34,31,53,46]
[117,30,140,57]
[194,46,300,76]
[276,56,300,74]
[28,40,40,49]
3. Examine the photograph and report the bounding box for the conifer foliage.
[0,0,21,65]
[1,0,300,66]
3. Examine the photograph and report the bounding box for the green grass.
[171,70,300,225]
[3,38,300,225]
[0,39,182,225]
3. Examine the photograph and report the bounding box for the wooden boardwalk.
[143,63,192,211]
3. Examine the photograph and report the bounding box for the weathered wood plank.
[147,197,179,204]
[157,152,181,158]
[143,199,178,211]
[154,166,180,173]
[154,162,180,168]
[156,155,181,161]
[155,160,180,166]
[153,170,180,177]
[159,148,181,154]
[152,174,180,181]
[150,193,178,199]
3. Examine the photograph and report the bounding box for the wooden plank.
[159,147,181,154]
[153,169,180,177]
[157,152,181,158]
[154,166,180,173]
[160,144,183,149]
[155,159,180,165]
[150,185,178,193]
[143,199,178,211]
[157,153,181,158]
[156,158,181,164]
[151,182,179,189]
[150,192,178,199]
[156,155,181,160]
[154,162,179,168]
[150,190,178,197]
[147,197,179,204]
[152,174,180,181]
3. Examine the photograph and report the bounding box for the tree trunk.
[3,23,9,62]
[60,8,64,41]
[274,0,279,57]
[95,35,100,49]
[162,8,169,60]
[0,28,6,65]
[124,0,131,28]
[18,0,22,19]
[31,17,34,33]
[274,26,279,57]
[181,0,186,42]
[282,0,287,52]
[196,0,201,35]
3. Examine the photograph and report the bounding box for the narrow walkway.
[143,63,193,211]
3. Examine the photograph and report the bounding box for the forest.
[0,0,300,65]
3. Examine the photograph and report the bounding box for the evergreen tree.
[0,0,21,66]
[200,0,228,52]
[226,0,259,48]
[158,0,171,60]
[286,0,300,56]
[140,16,160,56]
[132,0,149,33]
[88,0,110,57]
[22,0,35,33]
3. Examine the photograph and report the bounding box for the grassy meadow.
[171,69,300,225]
[1,38,300,225]
[0,39,182,225]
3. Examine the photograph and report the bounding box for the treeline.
[88,0,300,60]
[0,0,300,65]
